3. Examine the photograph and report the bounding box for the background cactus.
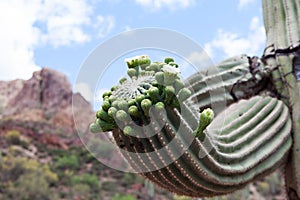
[90,0,300,199]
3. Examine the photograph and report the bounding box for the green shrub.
[101,181,116,191]
[70,183,91,200]
[6,172,59,200]
[4,130,21,145]
[112,194,136,200]
[55,155,79,170]
[71,173,99,189]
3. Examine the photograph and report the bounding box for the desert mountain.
[0,68,94,148]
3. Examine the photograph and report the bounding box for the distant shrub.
[101,181,116,191]
[71,183,91,200]
[7,172,59,200]
[55,155,79,170]
[4,130,21,145]
[112,194,136,200]
[71,173,99,190]
[0,153,58,185]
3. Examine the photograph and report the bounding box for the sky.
[0,0,266,104]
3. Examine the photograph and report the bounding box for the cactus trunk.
[262,0,300,199]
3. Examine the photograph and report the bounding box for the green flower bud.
[136,94,146,104]
[138,55,151,69]
[163,65,180,85]
[119,77,127,84]
[155,102,165,112]
[140,70,146,76]
[109,95,117,103]
[96,118,116,132]
[128,105,140,117]
[141,99,152,116]
[194,108,214,139]
[152,81,158,87]
[148,63,159,71]
[125,57,139,68]
[96,109,113,123]
[102,100,111,111]
[116,110,129,122]
[177,88,192,102]
[102,91,112,98]
[108,107,118,118]
[111,100,119,108]
[103,96,109,102]
[155,72,164,85]
[127,68,137,78]
[118,99,128,111]
[89,122,102,133]
[165,86,175,105]
[147,87,160,102]
[128,99,136,107]
[168,62,179,68]
[164,57,174,64]
[123,126,137,136]
[174,79,185,93]
[111,85,118,91]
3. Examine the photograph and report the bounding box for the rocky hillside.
[0,68,94,148]
[0,68,172,200]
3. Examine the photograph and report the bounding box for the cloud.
[205,16,266,60]
[188,51,213,67]
[0,1,41,80]
[135,0,195,11]
[94,15,115,38]
[238,0,256,10]
[0,0,115,81]
[38,0,93,47]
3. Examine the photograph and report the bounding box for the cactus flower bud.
[177,88,192,102]
[174,79,185,93]
[148,87,160,102]
[102,100,111,111]
[116,110,129,122]
[128,105,140,117]
[164,57,174,64]
[194,108,214,139]
[127,68,137,78]
[136,94,146,104]
[118,99,128,111]
[89,122,102,133]
[119,77,127,84]
[141,99,152,115]
[138,55,151,69]
[108,107,117,118]
[163,64,180,85]
[165,86,175,105]
[123,126,137,136]
[155,102,165,112]
[155,72,164,85]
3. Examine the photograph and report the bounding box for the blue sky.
[0,0,266,103]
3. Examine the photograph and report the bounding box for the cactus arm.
[90,55,292,198]
[184,55,270,115]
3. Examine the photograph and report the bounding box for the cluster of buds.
[90,55,192,134]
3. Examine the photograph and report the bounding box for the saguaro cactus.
[90,0,300,199]
[262,0,300,199]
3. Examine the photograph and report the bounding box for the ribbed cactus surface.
[262,0,300,198]
[90,55,292,197]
